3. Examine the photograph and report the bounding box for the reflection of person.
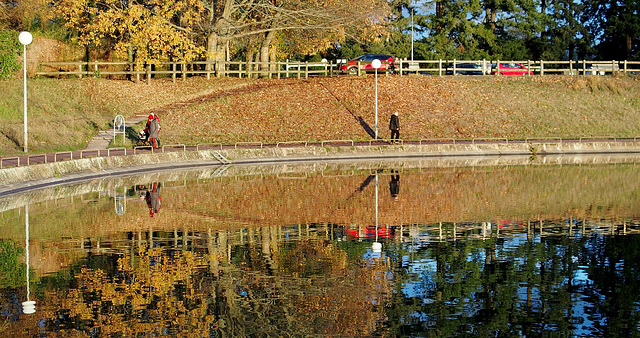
[389,112,400,143]
[145,182,161,217]
[389,170,400,199]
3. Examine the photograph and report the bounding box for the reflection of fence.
[51,218,640,256]
[37,59,640,81]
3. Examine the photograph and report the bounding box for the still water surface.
[1,156,640,336]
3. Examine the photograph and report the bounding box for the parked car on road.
[445,62,487,75]
[491,62,533,75]
[340,54,395,75]
[586,63,620,75]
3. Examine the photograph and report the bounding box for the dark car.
[340,54,395,74]
[446,62,487,75]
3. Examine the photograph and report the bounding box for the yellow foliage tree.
[52,0,205,65]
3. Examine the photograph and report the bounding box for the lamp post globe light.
[371,58,381,139]
[19,31,32,153]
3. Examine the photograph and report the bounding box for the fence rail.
[36,59,640,81]
[3,137,640,169]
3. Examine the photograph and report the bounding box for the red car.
[491,62,533,75]
[340,54,395,75]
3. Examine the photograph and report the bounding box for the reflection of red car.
[340,54,395,75]
[491,62,533,75]
[347,225,395,240]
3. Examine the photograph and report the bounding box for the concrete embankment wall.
[1,141,639,193]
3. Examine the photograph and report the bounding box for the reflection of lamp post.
[18,31,32,153]
[22,204,36,314]
[372,172,382,254]
[371,59,381,139]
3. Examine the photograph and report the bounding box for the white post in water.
[19,31,32,153]
[22,204,36,314]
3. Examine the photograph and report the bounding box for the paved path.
[83,82,256,151]
[84,113,150,150]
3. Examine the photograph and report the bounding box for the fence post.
[527,60,531,75]
[439,59,442,76]
[146,64,151,83]
[172,63,176,82]
[612,60,616,76]
[540,60,544,76]
[624,60,628,75]
[182,62,186,80]
[305,61,309,79]
[78,63,83,78]
[582,60,586,75]
[569,60,573,75]
[496,60,500,75]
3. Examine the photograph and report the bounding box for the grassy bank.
[0,75,639,155]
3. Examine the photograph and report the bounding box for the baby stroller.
[136,129,161,147]
[137,129,151,146]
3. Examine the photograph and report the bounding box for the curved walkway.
[3,139,640,197]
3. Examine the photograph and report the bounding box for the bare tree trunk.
[269,44,277,74]
[485,7,496,31]
[207,32,219,72]
[260,31,276,77]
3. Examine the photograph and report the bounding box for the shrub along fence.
[35,59,640,82]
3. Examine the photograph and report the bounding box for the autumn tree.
[200,0,392,68]
[0,0,51,31]
[52,0,205,65]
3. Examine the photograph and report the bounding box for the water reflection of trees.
[384,233,640,336]
[1,223,639,336]
[3,163,640,335]
[13,227,390,336]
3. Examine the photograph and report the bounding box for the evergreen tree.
[582,0,640,60]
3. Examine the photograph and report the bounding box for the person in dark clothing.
[389,112,400,143]
[389,170,400,199]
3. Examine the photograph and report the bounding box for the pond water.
[1,155,640,337]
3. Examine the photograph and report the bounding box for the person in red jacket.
[143,112,161,149]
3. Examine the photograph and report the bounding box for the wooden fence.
[36,59,640,82]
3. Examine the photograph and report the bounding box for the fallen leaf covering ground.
[159,75,640,145]
[1,75,640,155]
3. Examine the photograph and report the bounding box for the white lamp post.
[371,59,381,139]
[18,31,32,153]
[411,8,414,63]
